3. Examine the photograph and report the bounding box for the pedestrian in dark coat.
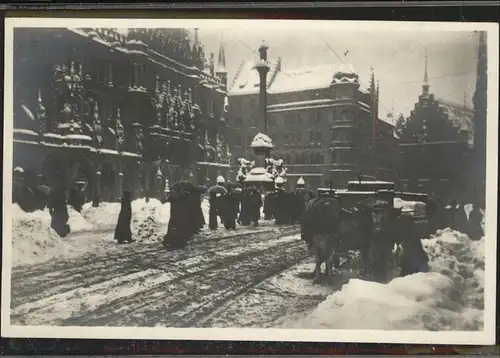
[163,190,192,248]
[454,201,469,233]
[195,185,207,232]
[223,186,242,230]
[273,178,291,225]
[208,176,228,230]
[114,191,133,244]
[263,191,276,221]
[48,187,70,237]
[248,186,262,226]
[239,187,252,226]
[467,203,484,240]
[292,177,314,224]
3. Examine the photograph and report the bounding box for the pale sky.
[198,28,478,120]
[117,26,479,121]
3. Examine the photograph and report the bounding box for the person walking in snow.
[48,186,70,237]
[247,185,262,226]
[467,202,484,240]
[292,177,314,224]
[208,176,228,230]
[452,200,468,233]
[223,183,242,230]
[273,177,290,225]
[195,184,207,233]
[114,191,134,244]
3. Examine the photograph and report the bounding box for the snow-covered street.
[9,200,486,331]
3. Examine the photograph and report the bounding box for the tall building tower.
[422,48,430,97]
[216,33,228,91]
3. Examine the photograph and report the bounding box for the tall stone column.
[255,41,270,135]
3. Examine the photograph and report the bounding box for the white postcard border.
[2,18,498,345]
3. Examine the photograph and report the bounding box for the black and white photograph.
[2,18,498,345]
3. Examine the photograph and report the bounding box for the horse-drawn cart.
[303,181,431,282]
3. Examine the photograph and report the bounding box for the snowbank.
[11,204,93,267]
[11,205,59,266]
[11,199,176,266]
[130,198,170,243]
[283,229,485,331]
[81,202,121,229]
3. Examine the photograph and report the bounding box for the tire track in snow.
[13,225,285,277]
[11,226,296,307]
[10,229,303,325]
[59,235,308,327]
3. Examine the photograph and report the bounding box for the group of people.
[161,175,316,249]
[13,162,485,254]
[427,198,484,241]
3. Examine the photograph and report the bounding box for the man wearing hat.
[208,176,228,230]
[273,176,290,225]
[292,177,314,224]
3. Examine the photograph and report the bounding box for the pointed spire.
[424,48,429,85]
[194,28,199,44]
[217,33,227,73]
[423,48,430,96]
[369,66,376,94]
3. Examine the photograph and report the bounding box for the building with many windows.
[13,27,231,203]
[397,51,477,202]
[227,56,399,190]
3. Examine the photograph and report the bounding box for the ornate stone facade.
[13,27,231,203]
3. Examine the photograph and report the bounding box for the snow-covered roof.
[228,59,280,95]
[436,97,474,132]
[229,61,360,96]
[269,64,339,94]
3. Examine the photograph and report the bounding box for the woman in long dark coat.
[114,191,133,244]
[467,204,484,241]
[48,187,70,237]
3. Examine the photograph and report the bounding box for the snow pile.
[67,206,94,233]
[81,202,121,229]
[284,229,485,331]
[130,198,170,243]
[11,205,59,266]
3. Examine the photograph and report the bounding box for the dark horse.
[301,196,375,283]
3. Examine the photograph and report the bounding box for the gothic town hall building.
[13,28,231,203]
